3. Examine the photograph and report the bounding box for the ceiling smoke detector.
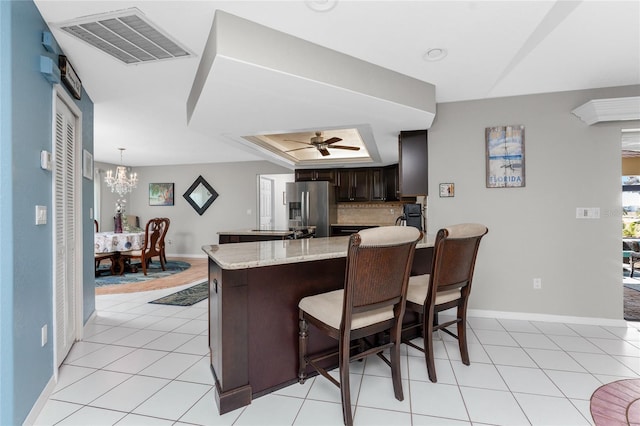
[56,8,194,65]
[305,0,339,12]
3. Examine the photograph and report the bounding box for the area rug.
[624,283,640,292]
[149,281,208,306]
[95,260,191,287]
[624,285,640,322]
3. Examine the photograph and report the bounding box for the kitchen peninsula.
[202,233,434,414]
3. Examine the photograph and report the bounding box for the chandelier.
[105,148,138,196]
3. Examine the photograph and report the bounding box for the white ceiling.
[33,0,640,168]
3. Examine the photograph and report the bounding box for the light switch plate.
[35,205,47,225]
[40,150,52,171]
[576,207,600,219]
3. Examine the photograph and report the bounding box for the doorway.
[257,173,294,230]
[621,128,640,321]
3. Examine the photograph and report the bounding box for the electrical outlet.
[533,278,542,289]
[41,324,47,347]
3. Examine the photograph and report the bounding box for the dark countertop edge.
[217,229,295,236]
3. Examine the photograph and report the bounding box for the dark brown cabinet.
[295,169,335,184]
[336,169,370,202]
[370,168,386,201]
[296,164,402,202]
[219,233,292,244]
[399,130,428,196]
[384,164,400,201]
[330,224,379,236]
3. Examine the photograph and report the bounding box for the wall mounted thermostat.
[40,150,52,171]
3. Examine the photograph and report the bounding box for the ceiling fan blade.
[318,148,331,156]
[330,145,360,151]
[324,137,343,145]
[284,139,313,146]
[285,146,315,153]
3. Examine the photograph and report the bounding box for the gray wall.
[427,85,640,321]
[117,161,293,256]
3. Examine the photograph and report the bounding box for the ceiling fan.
[285,131,361,157]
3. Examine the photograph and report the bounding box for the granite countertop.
[202,234,435,270]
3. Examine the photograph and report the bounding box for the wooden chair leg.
[424,309,437,383]
[298,316,309,384]
[390,325,404,401]
[339,338,353,426]
[458,304,470,365]
[141,255,148,275]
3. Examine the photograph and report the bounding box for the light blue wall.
[0,1,94,424]
[0,2,13,424]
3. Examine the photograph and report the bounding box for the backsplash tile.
[337,202,405,225]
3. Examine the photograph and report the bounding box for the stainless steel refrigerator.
[286,181,336,238]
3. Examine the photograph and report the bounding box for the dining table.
[94,231,145,275]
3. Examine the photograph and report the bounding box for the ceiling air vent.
[56,8,193,65]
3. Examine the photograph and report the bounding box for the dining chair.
[94,219,114,276]
[122,217,168,275]
[157,217,170,265]
[298,226,422,426]
[402,223,488,383]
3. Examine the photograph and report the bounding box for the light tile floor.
[34,282,640,425]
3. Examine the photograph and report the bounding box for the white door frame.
[51,85,84,374]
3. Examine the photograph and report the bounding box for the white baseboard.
[22,375,56,426]
[467,308,628,327]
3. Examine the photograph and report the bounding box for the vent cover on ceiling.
[56,8,193,65]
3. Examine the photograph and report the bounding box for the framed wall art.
[82,149,93,180]
[149,183,174,206]
[486,125,525,188]
[439,183,454,197]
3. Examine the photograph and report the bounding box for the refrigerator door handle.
[304,191,310,226]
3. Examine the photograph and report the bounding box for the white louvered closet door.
[54,96,77,365]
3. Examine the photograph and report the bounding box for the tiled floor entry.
[34,282,640,425]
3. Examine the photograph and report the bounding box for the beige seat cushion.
[406,274,461,306]
[299,289,394,330]
[445,223,487,239]
[358,226,421,247]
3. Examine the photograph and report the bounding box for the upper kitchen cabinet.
[295,169,335,184]
[383,164,400,201]
[370,168,386,201]
[336,168,370,202]
[399,130,428,196]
